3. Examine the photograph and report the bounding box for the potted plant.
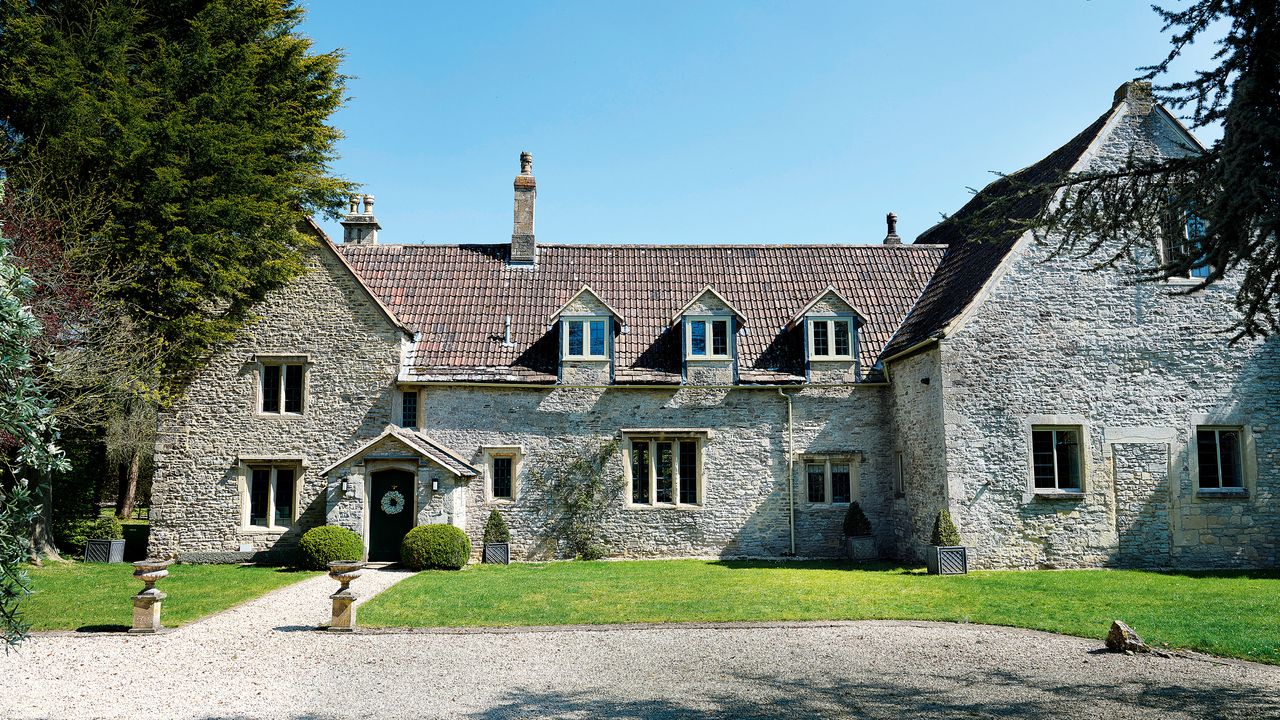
[925,509,968,575]
[842,502,877,562]
[483,508,511,564]
[84,516,126,563]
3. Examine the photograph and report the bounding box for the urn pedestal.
[129,559,172,633]
[327,560,366,632]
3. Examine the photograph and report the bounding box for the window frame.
[624,434,705,509]
[1029,425,1085,494]
[399,388,420,429]
[806,317,856,361]
[683,316,733,361]
[256,356,309,416]
[801,455,857,505]
[893,450,905,498]
[561,317,611,361]
[242,463,301,531]
[1194,425,1246,493]
[1160,206,1211,281]
[482,446,522,504]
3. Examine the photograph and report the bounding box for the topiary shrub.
[297,525,364,570]
[930,509,962,546]
[483,508,510,544]
[842,502,872,537]
[401,524,471,570]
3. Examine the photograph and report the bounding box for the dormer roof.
[669,286,748,326]
[548,285,626,325]
[788,286,868,328]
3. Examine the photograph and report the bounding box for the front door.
[369,469,415,562]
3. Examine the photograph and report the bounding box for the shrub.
[401,524,471,570]
[88,515,124,540]
[483,508,510,544]
[930,509,962,546]
[842,502,872,537]
[297,526,364,570]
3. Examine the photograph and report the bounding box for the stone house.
[149,81,1278,569]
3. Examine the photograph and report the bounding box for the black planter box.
[925,545,968,575]
[84,538,126,564]
[483,542,510,565]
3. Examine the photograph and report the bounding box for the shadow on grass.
[708,559,924,574]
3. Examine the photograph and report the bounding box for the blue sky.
[302,1,1221,246]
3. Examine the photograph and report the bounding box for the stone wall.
[937,99,1280,569]
[148,240,405,557]
[422,383,895,560]
[885,347,949,561]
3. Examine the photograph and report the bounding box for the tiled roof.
[337,243,946,383]
[880,107,1118,359]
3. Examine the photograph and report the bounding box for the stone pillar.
[327,560,365,632]
[129,559,172,633]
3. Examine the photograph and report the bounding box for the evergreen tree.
[998,1,1278,339]
[0,0,355,394]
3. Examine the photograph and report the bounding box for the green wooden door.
[369,470,415,562]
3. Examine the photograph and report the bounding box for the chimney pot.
[883,212,902,245]
[363,194,375,214]
[340,191,381,245]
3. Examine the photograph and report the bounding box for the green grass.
[359,559,1280,665]
[20,562,318,631]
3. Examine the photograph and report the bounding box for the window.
[401,389,418,429]
[807,318,854,360]
[1162,207,1211,279]
[629,436,701,506]
[686,318,731,359]
[247,466,297,528]
[260,362,305,414]
[484,448,520,502]
[894,450,905,496]
[562,318,610,359]
[804,457,855,504]
[1031,427,1082,491]
[1196,427,1243,489]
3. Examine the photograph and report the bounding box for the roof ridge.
[336,241,950,251]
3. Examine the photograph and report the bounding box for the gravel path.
[3,571,1278,719]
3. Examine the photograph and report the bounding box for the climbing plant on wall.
[527,439,621,560]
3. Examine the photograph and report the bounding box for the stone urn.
[130,559,173,633]
[327,560,366,632]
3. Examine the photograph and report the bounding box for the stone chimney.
[509,151,536,265]
[340,194,380,245]
[1114,79,1154,116]
[883,212,901,245]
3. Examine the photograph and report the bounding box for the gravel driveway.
[4,568,1278,719]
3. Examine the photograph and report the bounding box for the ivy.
[528,439,621,560]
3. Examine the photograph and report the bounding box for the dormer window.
[562,317,610,360]
[808,318,854,360]
[686,317,731,360]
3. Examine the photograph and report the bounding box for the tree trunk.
[116,447,140,520]
[28,473,61,562]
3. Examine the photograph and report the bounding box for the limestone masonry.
[150,81,1278,569]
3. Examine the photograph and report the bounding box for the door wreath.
[380,489,406,515]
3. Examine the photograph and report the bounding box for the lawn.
[20,561,318,631]
[359,559,1280,665]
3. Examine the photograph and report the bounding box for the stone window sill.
[1033,490,1084,500]
[1196,488,1248,499]
[240,525,290,534]
[625,503,703,511]
[486,498,516,506]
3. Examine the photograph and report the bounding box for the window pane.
[262,365,281,413]
[1055,430,1081,490]
[831,463,851,503]
[1218,430,1243,488]
[492,457,513,499]
[631,441,650,503]
[712,320,728,356]
[678,441,698,504]
[807,463,825,503]
[401,390,418,428]
[690,321,707,356]
[250,468,270,526]
[1031,430,1056,488]
[812,321,829,356]
[834,321,851,357]
[567,320,584,356]
[589,320,607,356]
[284,364,304,413]
[655,442,674,503]
[1196,430,1220,488]
[895,452,905,495]
[273,468,295,525]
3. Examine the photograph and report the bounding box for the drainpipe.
[777,387,795,556]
